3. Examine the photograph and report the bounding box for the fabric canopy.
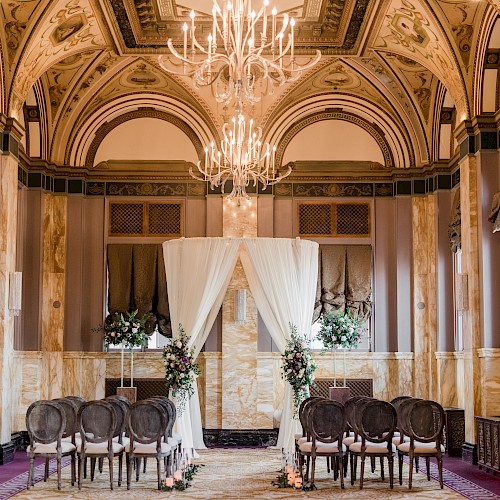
[162,237,319,453]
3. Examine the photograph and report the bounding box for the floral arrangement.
[281,325,317,415]
[163,325,200,414]
[316,309,363,350]
[99,310,148,349]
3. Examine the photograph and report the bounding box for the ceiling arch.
[265,94,415,168]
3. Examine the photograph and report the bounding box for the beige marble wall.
[62,352,106,401]
[412,195,438,400]
[0,136,20,444]
[478,348,500,417]
[222,197,258,238]
[460,155,483,442]
[202,352,222,429]
[435,352,458,407]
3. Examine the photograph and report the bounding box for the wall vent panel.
[298,202,370,237]
[109,201,183,237]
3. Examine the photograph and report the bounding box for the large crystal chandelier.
[158,1,321,106]
[158,1,321,198]
[190,111,292,199]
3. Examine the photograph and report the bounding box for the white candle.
[165,477,174,487]
[290,17,295,59]
[294,477,303,488]
[190,10,195,56]
[212,7,217,49]
[173,470,182,481]
[263,0,269,40]
[272,7,277,50]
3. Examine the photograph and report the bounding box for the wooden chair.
[349,400,397,489]
[397,399,445,489]
[26,400,76,490]
[298,399,347,489]
[77,400,124,490]
[125,400,172,490]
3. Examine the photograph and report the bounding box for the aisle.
[10,448,465,499]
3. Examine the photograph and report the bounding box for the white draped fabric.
[240,238,318,450]
[162,238,241,452]
[162,237,318,454]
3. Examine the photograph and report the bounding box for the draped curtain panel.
[162,238,241,453]
[240,238,318,450]
[107,244,171,336]
[314,244,372,322]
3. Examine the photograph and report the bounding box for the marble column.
[40,194,67,401]
[221,197,263,429]
[411,195,438,400]
[0,117,22,463]
[459,154,483,444]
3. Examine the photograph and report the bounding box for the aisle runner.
[0,457,71,500]
[3,449,497,499]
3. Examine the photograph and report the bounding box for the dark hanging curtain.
[107,244,171,337]
[448,188,461,252]
[313,244,372,323]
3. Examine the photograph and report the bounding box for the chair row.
[295,395,445,490]
[26,394,181,491]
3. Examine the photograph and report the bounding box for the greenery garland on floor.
[160,464,204,492]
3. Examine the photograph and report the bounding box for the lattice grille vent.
[149,203,182,236]
[310,379,373,398]
[105,378,169,400]
[109,203,144,235]
[298,202,370,237]
[336,204,370,235]
[298,203,333,235]
[109,202,183,237]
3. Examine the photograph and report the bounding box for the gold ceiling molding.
[84,108,204,168]
[275,111,395,168]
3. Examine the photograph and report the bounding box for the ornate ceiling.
[0,0,496,169]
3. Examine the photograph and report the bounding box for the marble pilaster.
[459,154,483,442]
[412,195,438,400]
[200,353,222,429]
[62,352,106,401]
[0,120,21,447]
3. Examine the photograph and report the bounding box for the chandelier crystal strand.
[158,1,321,106]
[190,112,292,199]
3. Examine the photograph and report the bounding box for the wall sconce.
[9,272,22,316]
[234,289,246,324]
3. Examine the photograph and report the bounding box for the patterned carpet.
[5,448,471,499]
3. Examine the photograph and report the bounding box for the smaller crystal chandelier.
[158,1,321,107]
[190,112,291,199]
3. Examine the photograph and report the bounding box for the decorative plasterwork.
[84,108,204,167]
[373,0,468,120]
[435,0,482,68]
[275,111,395,168]
[2,0,43,63]
[383,52,435,123]
[8,0,108,120]
[105,0,375,55]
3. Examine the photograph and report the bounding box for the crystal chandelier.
[190,112,292,199]
[158,1,321,198]
[158,1,321,106]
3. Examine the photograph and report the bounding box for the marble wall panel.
[256,354,275,428]
[203,353,222,429]
[478,349,500,417]
[395,353,414,396]
[105,351,166,379]
[40,352,63,400]
[221,260,259,429]
[435,352,458,407]
[62,352,106,401]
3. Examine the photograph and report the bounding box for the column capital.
[0,115,25,159]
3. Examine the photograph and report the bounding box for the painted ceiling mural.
[0,0,497,168]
